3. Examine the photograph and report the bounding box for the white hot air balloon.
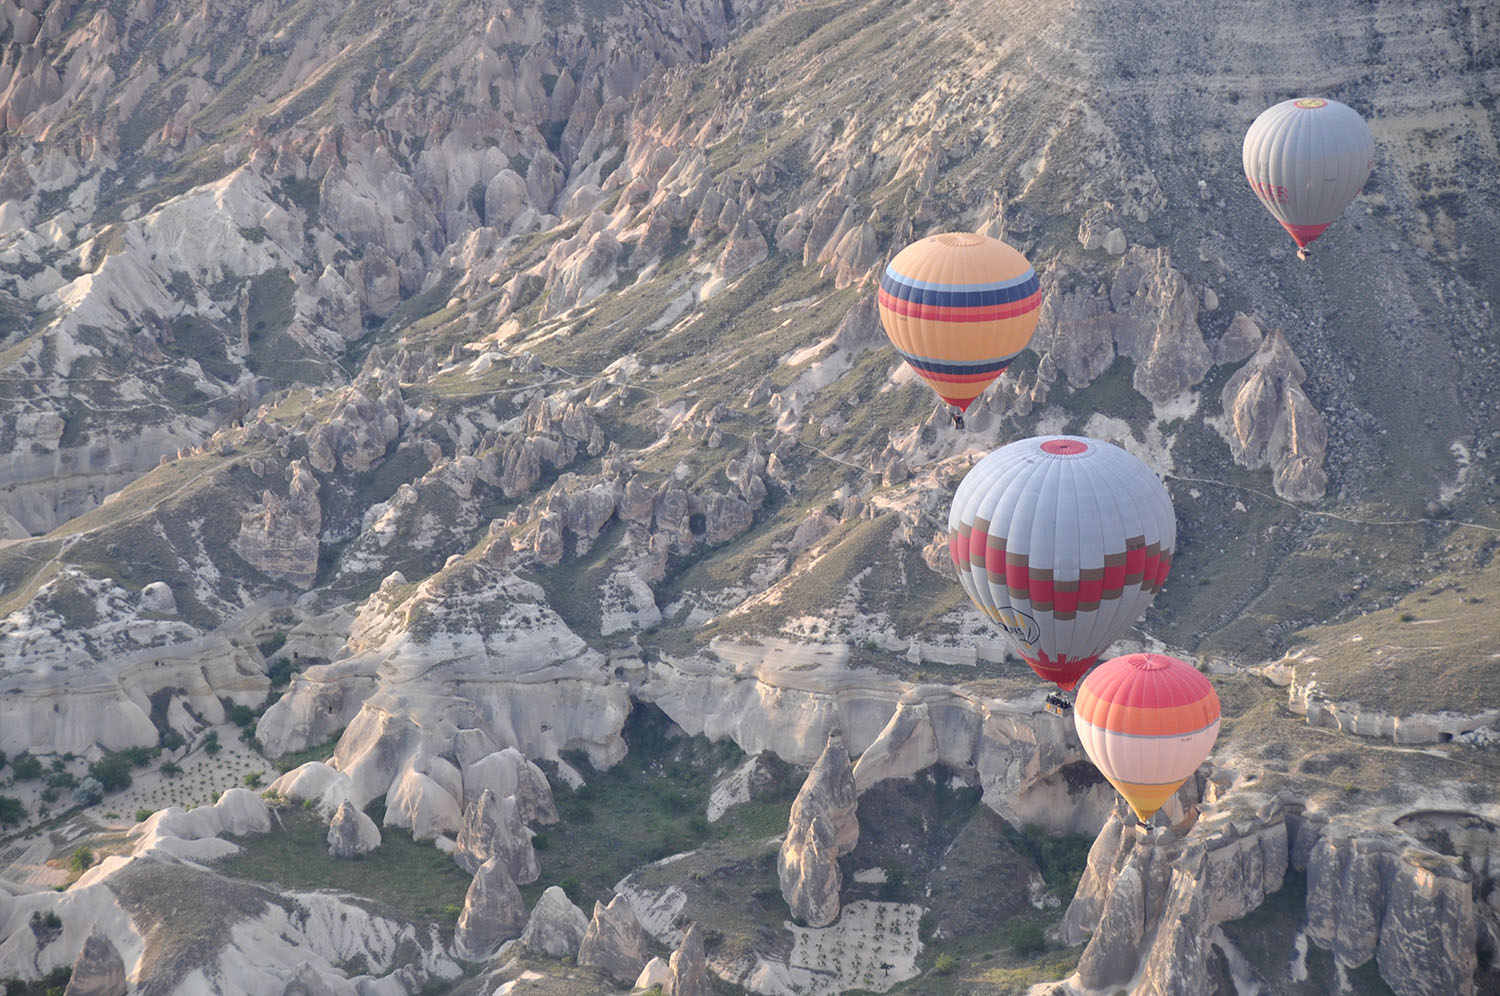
[1243,97,1375,260]
[948,436,1175,709]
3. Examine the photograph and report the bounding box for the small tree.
[11,752,43,781]
[88,754,133,793]
[67,846,95,874]
[933,952,957,976]
[1008,921,1046,956]
[0,795,25,827]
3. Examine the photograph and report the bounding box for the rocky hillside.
[2,0,1498,994]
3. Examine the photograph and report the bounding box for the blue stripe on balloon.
[880,267,1039,307]
[895,346,1022,377]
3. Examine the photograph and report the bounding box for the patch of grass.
[0,967,72,996]
[270,733,343,773]
[999,823,1094,905]
[216,806,471,922]
[526,704,768,909]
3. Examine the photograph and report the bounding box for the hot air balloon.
[1073,653,1221,826]
[947,436,1174,709]
[1242,97,1375,260]
[877,232,1041,429]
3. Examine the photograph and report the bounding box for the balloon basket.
[948,407,965,430]
[1297,248,1311,261]
[1044,692,1073,716]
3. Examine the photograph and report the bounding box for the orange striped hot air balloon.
[1073,653,1220,824]
[876,233,1041,427]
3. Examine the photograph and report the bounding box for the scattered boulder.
[326,799,380,858]
[636,957,671,992]
[138,581,176,614]
[1214,311,1264,366]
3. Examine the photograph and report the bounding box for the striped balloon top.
[876,233,1042,412]
[1073,653,1220,737]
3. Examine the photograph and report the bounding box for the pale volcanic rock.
[778,729,859,927]
[575,894,650,983]
[1108,247,1213,403]
[454,857,527,961]
[137,581,176,614]
[518,886,590,959]
[280,962,337,996]
[636,957,672,992]
[1063,794,1290,993]
[455,788,540,884]
[1218,330,1329,501]
[304,385,404,474]
[666,921,712,996]
[128,788,273,861]
[640,642,1098,833]
[778,813,843,928]
[826,217,878,289]
[851,694,941,792]
[382,766,462,841]
[790,728,859,854]
[599,568,662,634]
[232,459,322,589]
[714,214,768,281]
[462,748,559,825]
[61,928,126,996]
[1305,832,1477,996]
[326,799,381,858]
[1028,272,1118,389]
[267,762,355,816]
[1214,311,1264,366]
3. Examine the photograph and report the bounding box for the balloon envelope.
[877,232,1040,413]
[948,436,1175,691]
[1242,97,1374,251]
[1073,653,1221,822]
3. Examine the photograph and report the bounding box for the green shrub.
[243,771,263,788]
[88,754,133,793]
[135,808,154,822]
[160,761,182,777]
[1008,921,1046,955]
[11,752,44,781]
[67,847,95,874]
[228,704,257,727]
[0,795,25,827]
[934,951,957,975]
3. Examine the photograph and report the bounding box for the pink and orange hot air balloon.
[877,233,1041,428]
[1073,653,1221,824]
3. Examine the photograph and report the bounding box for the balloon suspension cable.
[949,407,965,430]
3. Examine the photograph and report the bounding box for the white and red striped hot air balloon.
[948,436,1175,696]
